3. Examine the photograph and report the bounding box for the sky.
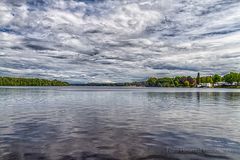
[0,0,240,83]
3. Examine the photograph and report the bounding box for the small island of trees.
[0,77,69,86]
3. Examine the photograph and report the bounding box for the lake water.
[0,87,240,160]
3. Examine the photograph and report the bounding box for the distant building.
[214,82,238,87]
[198,83,213,88]
[232,82,238,86]
[214,82,226,87]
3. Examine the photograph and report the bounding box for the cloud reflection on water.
[0,87,240,160]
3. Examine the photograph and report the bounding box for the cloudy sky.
[0,0,240,83]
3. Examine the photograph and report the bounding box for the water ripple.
[0,87,240,160]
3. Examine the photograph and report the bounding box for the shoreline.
[0,85,239,89]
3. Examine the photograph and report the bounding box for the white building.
[214,82,238,87]
[214,82,226,87]
[232,82,238,86]
[199,83,213,88]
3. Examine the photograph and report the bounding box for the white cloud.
[0,2,14,26]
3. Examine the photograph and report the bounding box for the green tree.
[202,76,213,83]
[212,74,222,83]
[147,77,158,87]
[200,77,206,83]
[184,81,190,87]
[157,77,175,87]
[238,73,240,85]
[224,72,239,84]
[174,80,180,87]
[0,77,69,86]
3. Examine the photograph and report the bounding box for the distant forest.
[76,72,240,88]
[0,72,239,87]
[0,77,69,86]
[146,72,240,87]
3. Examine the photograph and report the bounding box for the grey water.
[0,87,240,160]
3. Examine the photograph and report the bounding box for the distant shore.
[73,72,240,88]
[0,72,239,88]
[72,84,240,89]
[0,77,69,86]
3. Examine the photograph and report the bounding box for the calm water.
[0,87,240,160]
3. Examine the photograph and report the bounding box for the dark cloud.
[74,0,105,3]
[25,44,55,51]
[48,55,68,59]
[0,0,239,83]
[196,0,240,16]
[148,64,200,72]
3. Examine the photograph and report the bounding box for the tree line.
[1,72,239,87]
[0,77,69,86]
[146,72,240,87]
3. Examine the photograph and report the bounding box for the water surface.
[0,87,240,160]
